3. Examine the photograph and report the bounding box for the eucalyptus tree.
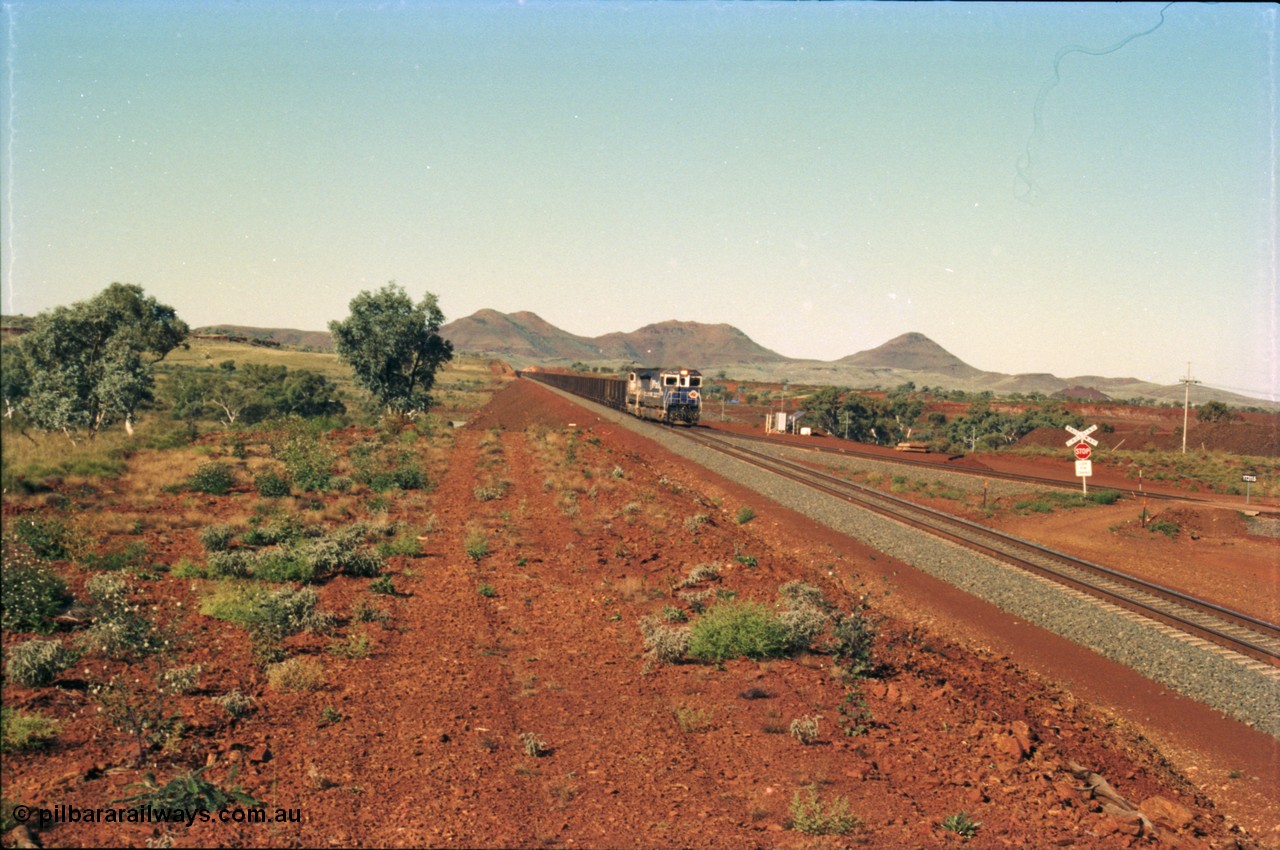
[329,283,453,418]
[15,283,188,441]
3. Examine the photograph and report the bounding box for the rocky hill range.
[185,312,1269,408]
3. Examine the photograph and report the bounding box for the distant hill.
[838,332,983,378]
[1052,385,1111,401]
[436,311,1273,408]
[166,311,1271,409]
[436,309,603,362]
[439,311,784,367]
[193,325,334,352]
[0,314,34,337]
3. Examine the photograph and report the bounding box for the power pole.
[1180,362,1200,454]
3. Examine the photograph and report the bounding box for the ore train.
[522,367,703,425]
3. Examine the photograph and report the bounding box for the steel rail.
[523,371,1279,665]
[704,426,1223,506]
[678,429,1280,667]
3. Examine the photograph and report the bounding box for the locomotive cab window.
[664,376,677,386]
[688,376,701,387]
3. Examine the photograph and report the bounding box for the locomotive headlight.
[689,390,699,400]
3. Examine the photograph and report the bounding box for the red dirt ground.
[2,378,1276,849]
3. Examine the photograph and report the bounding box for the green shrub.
[377,531,421,558]
[832,611,876,679]
[200,525,239,552]
[391,464,426,491]
[477,583,497,598]
[98,671,196,764]
[639,616,691,664]
[677,589,714,615]
[83,541,148,572]
[790,786,859,835]
[1,556,69,633]
[0,707,60,752]
[789,714,821,745]
[683,513,709,532]
[274,430,335,492]
[202,584,331,666]
[298,527,384,578]
[159,664,202,695]
[661,605,688,623]
[369,575,396,596]
[252,549,316,583]
[327,629,373,659]
[207,524,382,583]
[12,517,72,560]
[5,639,77,687]
[735,506,755,524]
[251,587,330,635]
[1016,498,1056,513]
[115,765,261,811]
[676,563,720,588]
[200,583,268,624]
[0,800,14,834]
[686,600,799,662]
[519,732,548,757]
[187,461,236,495]
[1087,489,1121,505]
[240,516,303,547]
[350,442,426,493]
[837,687,872,737]
[171,558,206,579]
[1149,519,1180,537]
[473,483,507,502]
[78,573,166,661]
[777,605,829,651]
[253,470,292,498]
[941,811,982,838]
[205,550,253,579]
[464,529,489,561]
[777,580,829,611]
[351,599,389,624]
[213,690,255,719]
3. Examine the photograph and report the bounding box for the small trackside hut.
[626,368,702,425]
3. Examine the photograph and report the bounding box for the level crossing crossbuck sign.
[1065,424,1099,448]
[1065,425,1098,494]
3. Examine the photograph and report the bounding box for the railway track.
[677,427,1280,670]
[704,425,1223,506]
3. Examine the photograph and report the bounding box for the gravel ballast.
[543,387,1280,739]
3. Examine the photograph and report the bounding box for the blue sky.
[2,1,1276,399]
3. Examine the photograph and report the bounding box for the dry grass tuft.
[266,657,326,692]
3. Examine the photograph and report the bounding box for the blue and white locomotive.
[625,368,702,424]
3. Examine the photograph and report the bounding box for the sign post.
[1242,473,1257,504]
[1066,425,1099,495]
[1074,460,1092,495]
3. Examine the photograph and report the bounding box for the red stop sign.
[1074,443,1092,460]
